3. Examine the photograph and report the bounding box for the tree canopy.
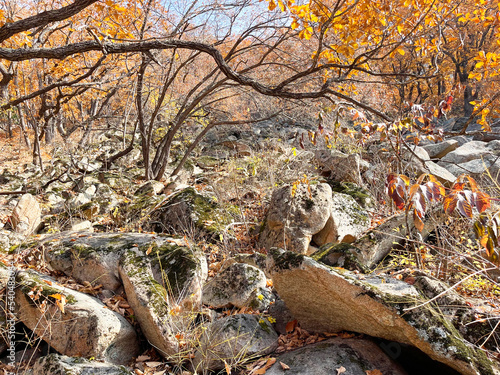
[0,0,498,177]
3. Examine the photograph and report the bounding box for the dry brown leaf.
[280,361,290,370]
[337,366,346,374]
[366,370,383,375]
[145,362,162,368]
[285,319,298,333]
[136,355,151,362]
[224,360,232,375]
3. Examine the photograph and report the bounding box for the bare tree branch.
[0,0,99,43]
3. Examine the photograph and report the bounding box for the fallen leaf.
[337,366,346,374]
[366,370,383,375]
[280,361,290,370]
[285,319,298,333]
[145,362,162,368]
[135,355,151,362]
[49,293,66,314]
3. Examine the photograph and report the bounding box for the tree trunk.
[463,85,478,118]
[17,105,31,148]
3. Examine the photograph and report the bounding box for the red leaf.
[443,195,458,215]
[473,191,491,213]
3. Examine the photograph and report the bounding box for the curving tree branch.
[0,0,99,43]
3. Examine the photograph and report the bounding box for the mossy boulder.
[118,241,207,358]
[311,242,369,273]
[327,181,375,209]
[259,183,333,255]
[149,187,233,238]
[202,262,273,310]
[193,314,278,372]
[266,248,497,375]
[43,232,207,295]
[15,270,139,365]
[312,192,370,246]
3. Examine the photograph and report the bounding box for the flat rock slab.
[266,249,497,375]
[266,337,408,375]
[15,270,139,365]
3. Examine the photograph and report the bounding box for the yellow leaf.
[49,294,67,314]
[397,48,405,56]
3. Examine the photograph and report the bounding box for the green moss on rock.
[270,248,304,271]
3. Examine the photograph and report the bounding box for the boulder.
[0,229,26,253]
[15,270,139,365]
[317,209,444,270]
[266,249,497,375]
[440,141,491,165]
[9,193,41,235]
[202,262,273,310]
[265,337,408,375]
[422,140,459,159]
[328,181,375,209]
[68,185,96,208]
[259,183,333,255]
[314,150,365,185]
[43,232,133,292]
[31,354,134,375]
[149,187,232,237]
[312,192,369,246]
[424,161,456,185]
[43,232,205,294]
[443,154,500,182]
[193,314,278,372]
[118,243,207,358]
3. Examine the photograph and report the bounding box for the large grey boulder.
[202,262,273,310]
[31,354,134,375]
[118,243,207,358]
[314,208,445,270]
[43,232,151,292]
[314,150,366,185]
[15,270,139,365]
[41,231,207,359]
[149,187,232,237]
[440,141,491,165]
[193,314,278,372]
[312,192,369,246]
[422,139,459,159]
[9,193,41,235]
[259,183,333,255]
[266,249,497,375]
[266,337,408,375]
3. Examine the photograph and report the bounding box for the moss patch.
[270,248,304,271]
[17,272,77,305]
